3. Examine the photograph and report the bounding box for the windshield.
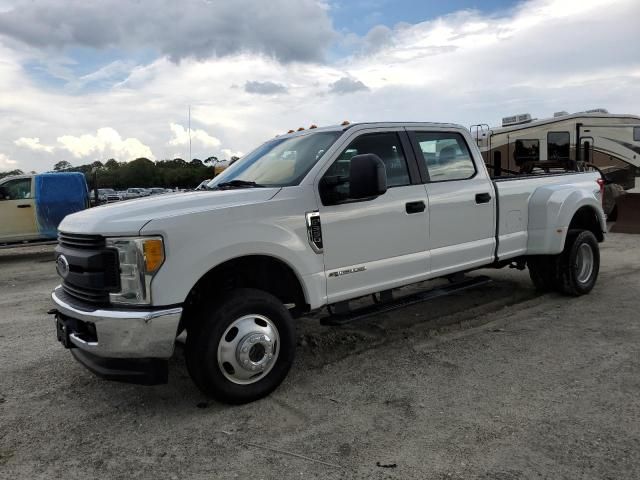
[207,131,341,189]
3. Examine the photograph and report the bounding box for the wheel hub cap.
[576,243,594,284]
[236,332,274,371]
[217,314,280,385]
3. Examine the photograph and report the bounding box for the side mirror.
[349,154,387,199]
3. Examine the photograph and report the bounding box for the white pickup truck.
[50,122,606,403]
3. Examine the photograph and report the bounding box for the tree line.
[1,156,237,189]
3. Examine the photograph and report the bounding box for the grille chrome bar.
[58,232,105,250]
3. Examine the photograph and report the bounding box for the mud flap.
[610,193,640,234]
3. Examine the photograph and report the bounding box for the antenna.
[188,105,192,162]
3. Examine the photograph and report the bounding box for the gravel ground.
[1,234,639,479]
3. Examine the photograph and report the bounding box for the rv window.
[547,131,570,161]
[634,127,640,141]
[514,139,539,165]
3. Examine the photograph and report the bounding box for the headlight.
[106,236,165,305]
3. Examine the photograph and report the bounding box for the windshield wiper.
[213,179,265,190]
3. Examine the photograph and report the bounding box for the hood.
[59,188,280,236]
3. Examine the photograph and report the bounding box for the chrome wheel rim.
[575,243,594,284]
[217,314,280,385]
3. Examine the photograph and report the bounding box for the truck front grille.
[58,232,105,250]
[56,232,120,306]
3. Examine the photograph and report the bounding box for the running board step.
[319,275,492,326]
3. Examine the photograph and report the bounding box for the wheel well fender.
[180,254,309,332]
[527,186,606,255]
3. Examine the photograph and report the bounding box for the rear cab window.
[412,131,476,182]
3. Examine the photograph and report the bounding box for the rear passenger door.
[317,129,430,303]
[408,129,496,276]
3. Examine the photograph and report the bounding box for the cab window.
[414,132,476,181]
[0,178,31,200]
[634,126,640,142]
[323,132,411,195]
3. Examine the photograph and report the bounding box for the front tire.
[186,288,296,404]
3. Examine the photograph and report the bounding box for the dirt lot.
[1,235,639,479]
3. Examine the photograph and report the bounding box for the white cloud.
[0,0,638,174]
[168,123,222,149]
[221,148,243,160]
[0,152,18,169]
[0,0,335,63]
[57,128,154,161]
[329,76,369,94]
[14,137,54,153]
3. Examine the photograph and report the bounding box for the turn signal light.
[143,239,165,273]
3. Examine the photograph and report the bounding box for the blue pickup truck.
[0,172,89,244]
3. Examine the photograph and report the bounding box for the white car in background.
[124,188,146,199]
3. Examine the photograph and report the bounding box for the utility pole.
[188,105,192,162]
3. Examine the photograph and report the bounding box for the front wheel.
[185,288,296,404]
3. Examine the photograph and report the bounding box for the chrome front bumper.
[51,287,182,359]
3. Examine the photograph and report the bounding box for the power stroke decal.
[328,266,367,278]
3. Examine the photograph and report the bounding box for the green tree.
[0,169,24,179]
[53,160,72,171]
[105,159,120,170]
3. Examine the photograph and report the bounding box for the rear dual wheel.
[186,288,296,404]
[527,229,599,296]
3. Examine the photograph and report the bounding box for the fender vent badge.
[305,211,323,253]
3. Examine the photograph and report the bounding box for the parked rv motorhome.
[471,110,640,215]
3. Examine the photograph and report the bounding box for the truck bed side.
[493,172,605,261]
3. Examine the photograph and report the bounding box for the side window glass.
[323,132,411,194]
[415,132,476,181]
[514,139,540,166]
[547,131,570,161]
[634,126,640,142]
[2,178,31,200]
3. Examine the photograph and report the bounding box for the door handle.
[475,193,492,204]
[405,201,426,214]
[17,204,31,209]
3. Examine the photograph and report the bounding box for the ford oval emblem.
[56,255,70,279]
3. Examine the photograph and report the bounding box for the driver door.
[0,177,39,242]
[317,129,430,303]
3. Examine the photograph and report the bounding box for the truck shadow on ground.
[151,273,539,409]
[28,273,540,417]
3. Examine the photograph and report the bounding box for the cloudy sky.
[0,0,638,173]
